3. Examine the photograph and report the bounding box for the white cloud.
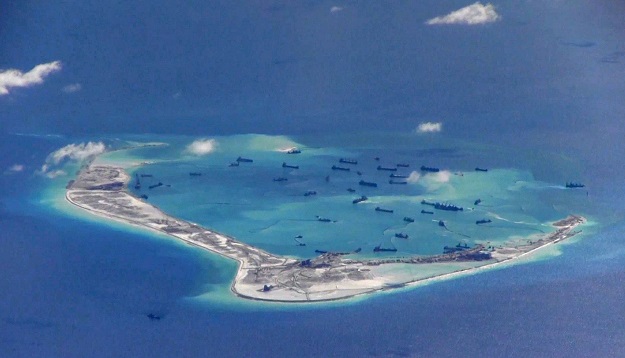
[430,170,452,183]
[62,83,82,93]
[48,142,106,165]
[9,164,24,172]
[45,169,67,179]
[416,122,442,133]
[4,164,25,175]
[426,2,500,25]
[0,61,62,95]
[38,141,106,178]
[407,171,421,183]
[186,138,218,155]
[330,6,343,13]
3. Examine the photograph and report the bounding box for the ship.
[332,165,350,171]
[304,191,317,196]
[229,162,239,167]
[377,165,397,172]
[434,202,463,211]
[390,173,408,178]
[282,162,299,169]
[375,207,393,213]
[339,158,358,165]
[421,210,434,215]
[273,177,288,182]
[474,199,482,206]
[147,313,161,321]
[287,148,301,154]
[189,172,202,176]
[389,180,408,185]
[148,182,163,189]
[359,180,378,187]
[373,245,397,252]
[395,233,409,239]
[294,236,306,246]
[236,156,253,163]
[420,166,440,172]
[443,242,470,254]
[476,219,492,225]
[475,167,488,172]
[352,195,368,204]
[403,217,415,222]
[134,174,141,189]
[396,163,409,168]
[566,182,585,188]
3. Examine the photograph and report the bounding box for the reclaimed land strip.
[66,165,586,303]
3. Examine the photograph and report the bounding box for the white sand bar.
[66,165,586,303]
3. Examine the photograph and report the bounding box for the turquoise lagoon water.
[87,133,594,263]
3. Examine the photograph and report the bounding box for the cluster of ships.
[130,146,586,256]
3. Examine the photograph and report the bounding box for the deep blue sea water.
[2,1,625,357]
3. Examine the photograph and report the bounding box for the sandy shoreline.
[65,164,586,303]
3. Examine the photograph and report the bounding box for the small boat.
[148,182,163,189]
[304,191,317,196]
[377,165,397,172]
[359,180,378,187]
[443,243,470,254]
[332,165,350,171]
[390,174,408,179]
[373,245,397,252]
[229,162,239,167]
[375,207,393,213]
[273,177,288,182]
[389,180,408,185]
[316,216,333,222]
[421,210,434,215]
[566,182,585,188]
[315,249,328,254]
[434,203,463,211]
[356,171,363,176]
[287,148,301,154]
[438,220,446,227]
[140,194,148,200]
[134,174,141,189]
[352,195,368,204]
[347,188,356,193]
[476,219,492,225]
[403,217,415,223]
[395,233,409,239]
[189,172,202,176]
[475,167,488,172]
[282,162,299,169]
[339,158,358,165]
[236,156,253,163]
[397,163,409,168]
[140,174,153,178]
[420,166,440,173]
[474,199,482,206]
[147,313,161,321]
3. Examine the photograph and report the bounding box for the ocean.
[2,1,625,357]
